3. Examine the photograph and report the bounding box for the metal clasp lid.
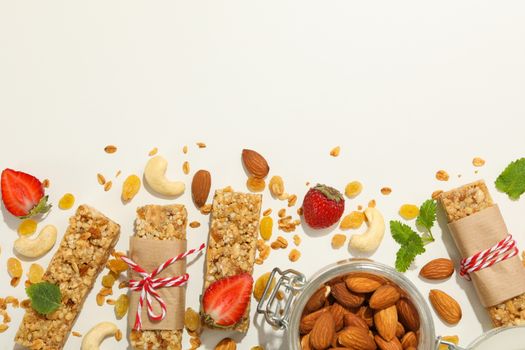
[436,336,467,350]
[256,267,306,330]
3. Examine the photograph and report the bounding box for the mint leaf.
[390,220,426,272]
[390,220,417,245]
[416,199,436,232]
[26,282,61,315]
[495,158,525,200]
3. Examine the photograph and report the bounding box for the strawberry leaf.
[495,158,525,200]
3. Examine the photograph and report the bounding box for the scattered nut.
[81,322,118,350]
[14,224,57,258]
[330,146,341,157]
[196,142,206,148]
[191,170,212,208]
[349,207,385,252]
[183,145,188,154]
[271,236,288,249]
[380,187,392,195]
[200,204,212,214]
[436,170,450,181]
[189,221,201,228]
[183,161,190,175]
[104,145,117,154]
[293,234,301,246]
[269,176,285,197]
[287,194,298,207]
[242,149,270,179]
[97,173,106,185]
[104,181,113,192]
[432,190,443,200]
[472,157,485,167]
[144,155,185,196]
[42,179,50,188]
[215,337,236,350]
[262,208,272,216]
[72,331,82,337]
[331,234,346,249]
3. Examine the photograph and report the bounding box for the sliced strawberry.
[1,168,51,218]
[202,273,253,327]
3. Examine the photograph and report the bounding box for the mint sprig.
[416,199,437,244]
[495,158,525,200]
[26,282,61,315]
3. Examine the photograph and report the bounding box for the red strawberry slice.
[1,168,51,218]
[202,273,253,327]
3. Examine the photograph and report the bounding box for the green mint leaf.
[390,220,418,245]
[26,282,61,315]
[495,158,525,200]
[416,199,437,232]
[395,238,425,272]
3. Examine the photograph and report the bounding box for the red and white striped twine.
[121,243,206,330]
[459,235,518,280]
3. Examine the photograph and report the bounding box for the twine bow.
[460,235,518,280]
[121,243,205,330]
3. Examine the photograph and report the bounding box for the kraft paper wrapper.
[128,237,186,330]
[448,205,525,307]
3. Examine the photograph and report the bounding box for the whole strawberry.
[303,184,345,229]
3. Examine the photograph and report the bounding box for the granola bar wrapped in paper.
[440,180,525,326]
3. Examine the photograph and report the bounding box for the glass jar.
[256,258,436,349]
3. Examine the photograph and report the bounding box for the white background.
[1,1,525,349]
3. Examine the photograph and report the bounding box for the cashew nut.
[14,224,57,258]
[81,322,118,350]
[144,155,185,196]
[349,207,385,252]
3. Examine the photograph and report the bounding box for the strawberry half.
[202,273,253,328]
[1,168,51,218]
[302,184,345,229]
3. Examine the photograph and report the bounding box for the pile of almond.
[300,273,420,350]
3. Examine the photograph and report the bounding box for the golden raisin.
[184,307,201,332]
[259,216,273,241]
[289,249,301,262]
[7,258,22,278]
[102,273,117,288]
[107,259,128,274]
[215,338,236,350]
[114,294,129,319]
[331,234,347,249]
[58,193,75,210]
[97,173,106,185]
[18,219,37,236]
[104,145,117,154]
[246,176,265,192]
[472,157,485,167]
[345,181,363,198]
[399,204,419,220]
[380,187,392,195]
[96,293,105,306]
[121,175,141,202]
[340,211,365,229]
[148,147,158,156]
[293,234,301,246]
[253,272,276,302]
[28,264,44,284]
[115,329,123,341]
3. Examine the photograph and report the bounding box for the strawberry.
[1,168,51,218]
[302,184,345,229]
[202,273,253,328]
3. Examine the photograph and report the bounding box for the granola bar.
[202,187,262,332]
[129,205,187,350]
[15,205,120,350]
[440,181,525,326]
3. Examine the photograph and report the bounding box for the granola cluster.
[203,187,262,332]
[440,181,525,327]
[15,205,120,350]
[130,204,187,350]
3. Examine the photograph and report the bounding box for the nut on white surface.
[144,155,185,196]
[81,322,118,350]
[14,224,57,258]
[349,207,385,252]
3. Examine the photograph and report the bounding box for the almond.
[429,289,462,325]
[330,303,347,331]
[309,312,335,350]
[305,286,331,313]
[369,285,400,310]
[396,298,420,332]
[343,312,368,329]
[242,149,269,179]
[356,306,374,327]
[374,335,403,350]
[395,322,405,338]
[331,282,365,309]
[300,306,330,334]
[191,170,211,208]
[338,326,377,350]
[301,333,312,350]
[420,258,454,280]
[345,276,383,293]
[400,331,418,348]
[374,305,397,341]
